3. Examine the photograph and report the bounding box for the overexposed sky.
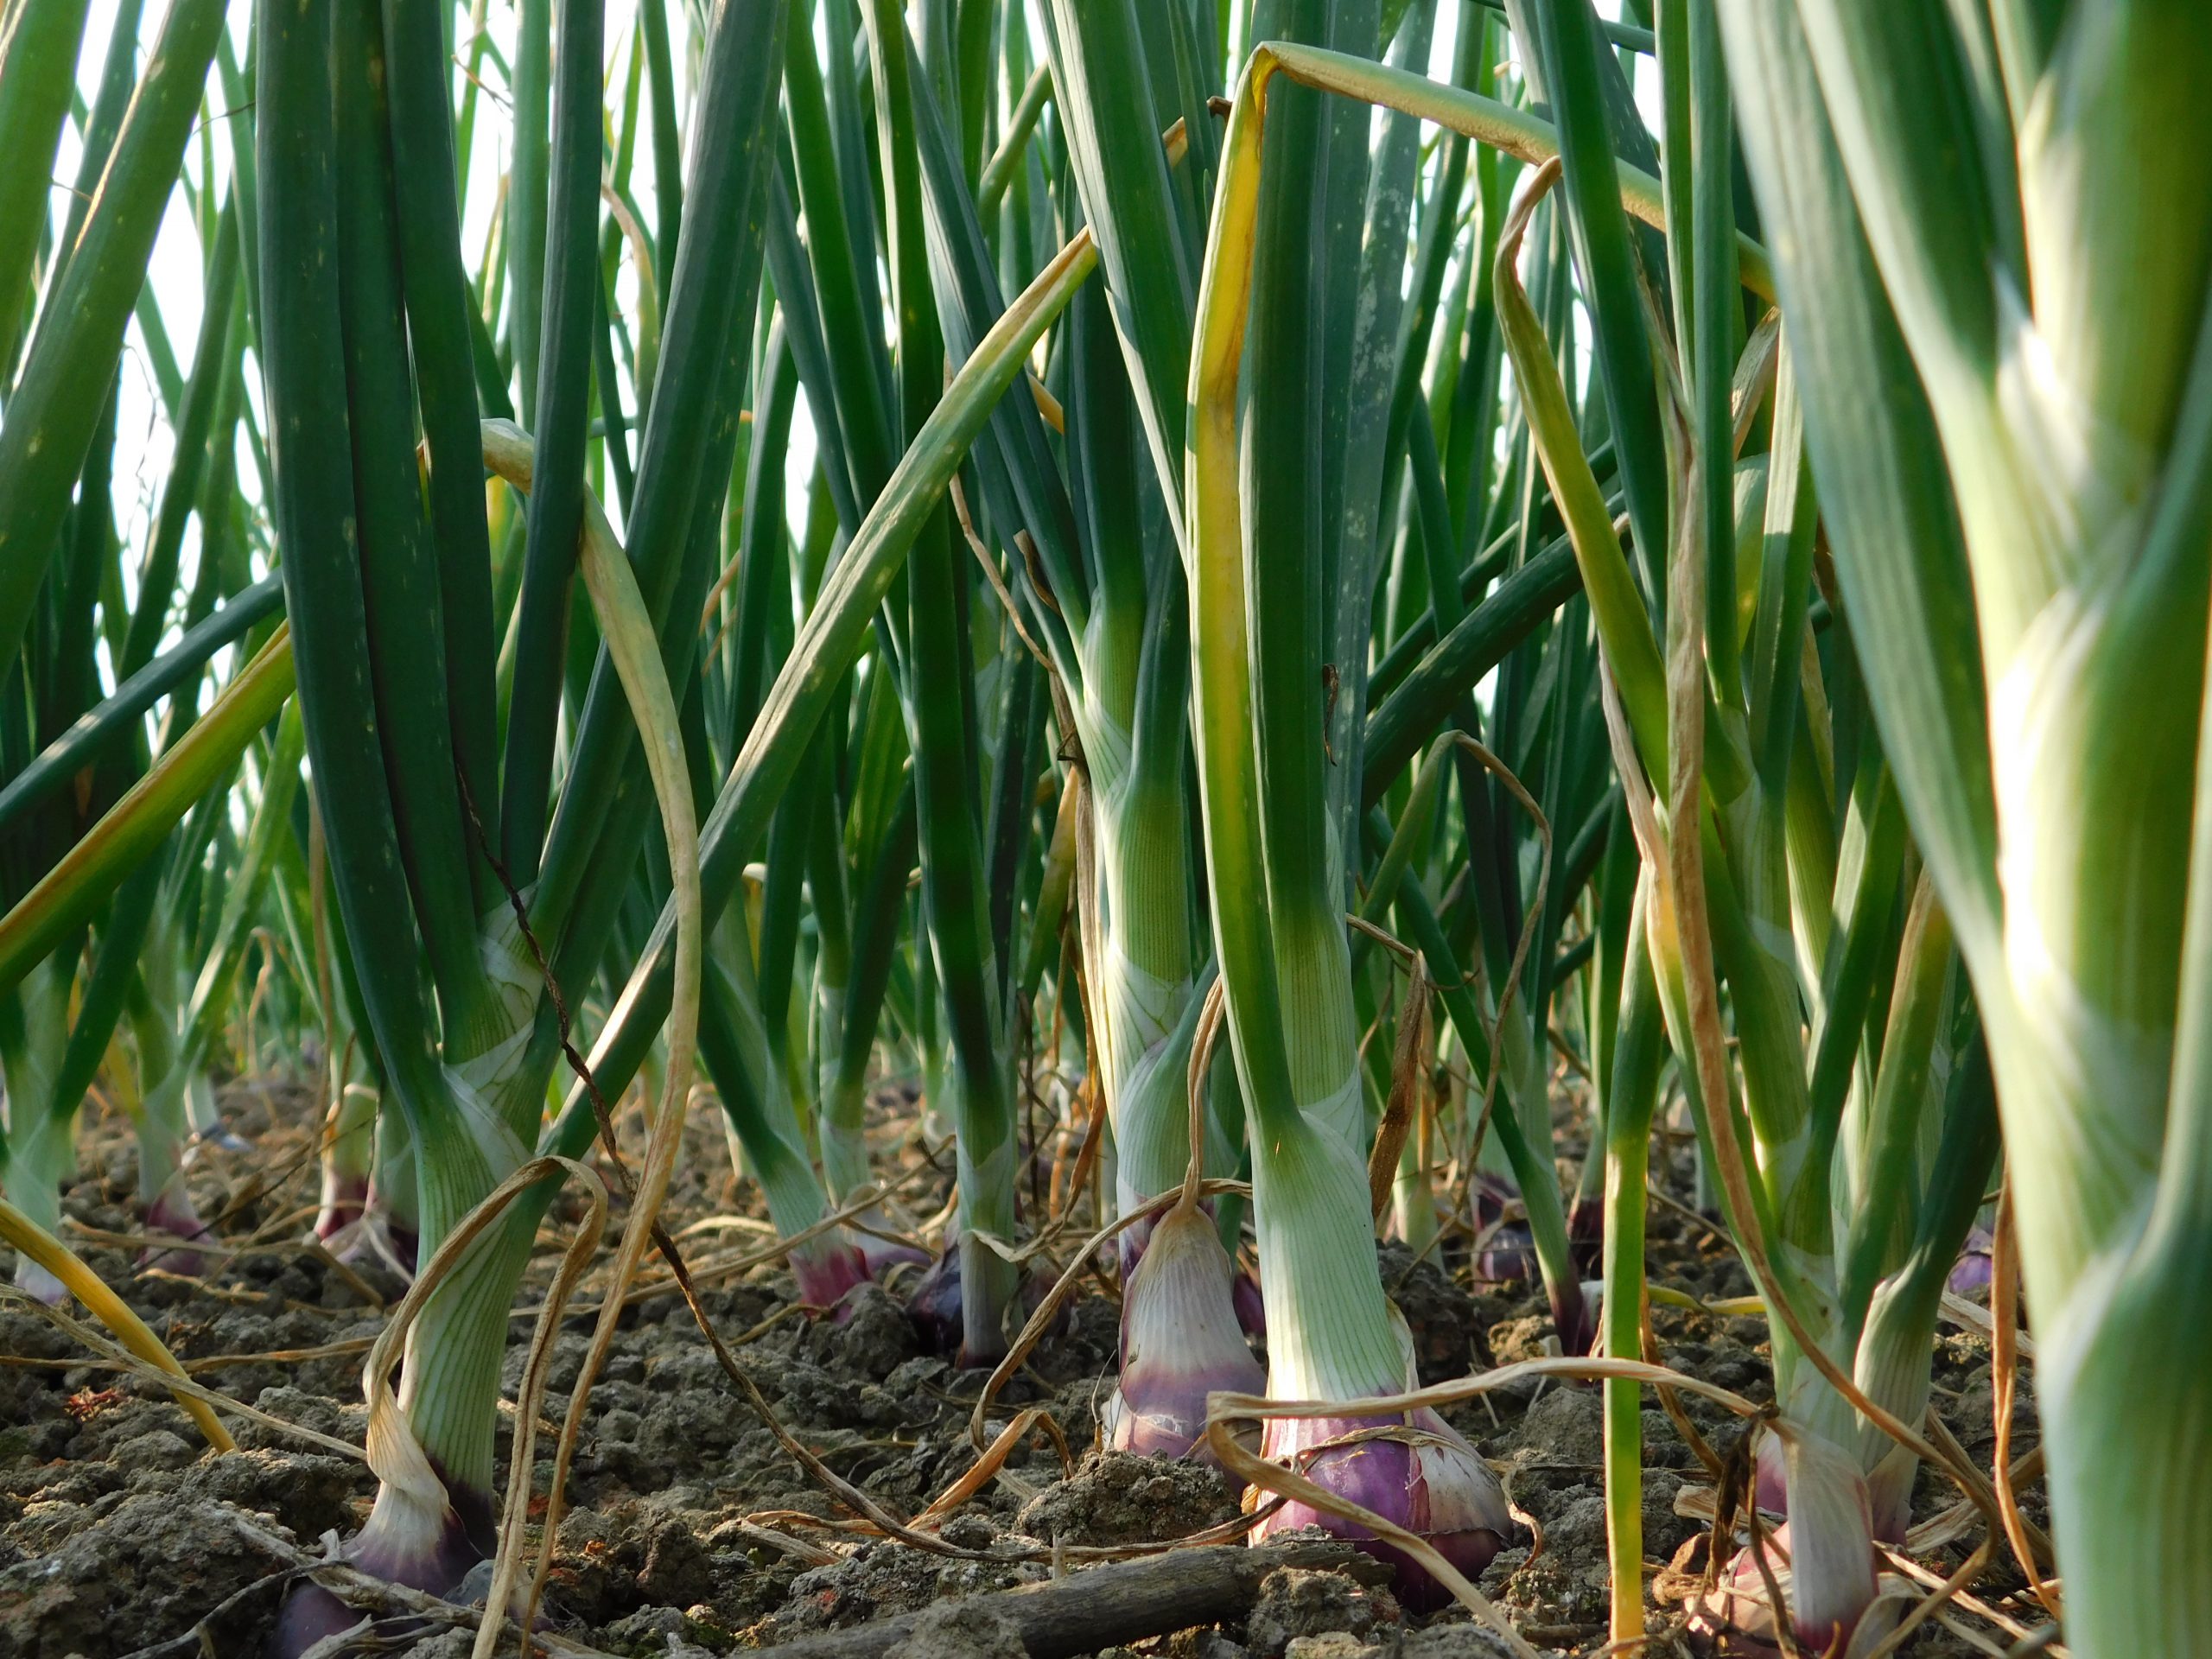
[70,0,1641,707]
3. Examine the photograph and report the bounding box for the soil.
[0,1075,2047,1659]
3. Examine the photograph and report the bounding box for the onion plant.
[266,0,1092,1613]
[924,0,1250,1410]
[254,0,791,1633]
[1179,7,1551,1596]
[1447,8,2011,1645]
[11,3,2197,1652]
[0,0,271,1302]
[1715,4,2212,1653]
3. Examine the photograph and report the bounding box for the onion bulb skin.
[1104,1202,1266,1463]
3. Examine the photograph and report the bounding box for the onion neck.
[1252,1116,1403,1405]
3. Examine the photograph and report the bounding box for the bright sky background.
[79,0,1643,713]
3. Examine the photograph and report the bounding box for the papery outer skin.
[1779,1427,1879,1646]
[1470,1219,1536,1286]
[1688,1527,1906,1659]
[849,1216,931,1278]
[1851,1278,1938,1545]
[315,1081,379,1240]
[1565,1192,1604,1277]
[1109,1192,1221,1278]
[1090,767,1194,1135]
[1986,601,2174,1309]
[1250,1120,1409,1404]
[1468,1150,1592,1353]
[315,1170,370,1242]
[1243,1127,1517,1607]
[1249,1410,1517,1611]
[135,1065,205,1274]
[474,900,550,1053]
[814,980,845,1122]
[1104,1204,1264,1463]
[270,1462,493,1656]
[439,1059,531,1189]
[4,966,72,1304]
[1687,1534,1788,1656]
[1861,1443,1917,1546]
[392,1090,525,1487]
[3,1129,74,1305]
[906,1242,1063,1365]
[141,1183,209,1277]
[1946,1224,1994,1295]
[1762,1255,1856,1514]
[905,1244,966,1356]
[1232,1268,1268,1341]
[1466,1171,1534,1287]
[1389,1169,1440,1256]
[4,1168,69,1305]
[1548,1276,1596,1359]
[1754,1435,1789,1517]
[330,1180,419,1277]
[791,1236,873,1315]
[1103,969,1208,1238]
[1112,1204,1161,1279]
[186,1071,240,1145]
[1470,1169,1515,1230]
[950,1128,1022,1368]
[10,1256,67,1306]
[817,1077,875,1209]
[724,1065,885,1318]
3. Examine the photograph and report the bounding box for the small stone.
[1484,1315,1554,1371]
[1395,1628,1518,1659]
[599,1407,645,1442]
[939,1511,997,1550]
[830,1284,922,1379]
[1180,1635,1249,1659]
[400,1630,477,1658]
[639,1517,716,1608]
[454,1558,499,1607]
[1246,1567,1393,1659]
[885,1355,952,1395]
[906,1595,1029,1658]
[1503,1382,1602,1466]
[600,1604,694,1647]
[1014,1451,1236,1548]
[176,1448,362,1541]
[110,1429,197,1473]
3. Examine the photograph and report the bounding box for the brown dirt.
[0,1075,2045,1657]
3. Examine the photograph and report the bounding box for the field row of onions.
[0,0,2201,1653]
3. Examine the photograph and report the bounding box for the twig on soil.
[1643,1179,1726,1245]
[201,1135,325,1236]
[64,1220,390,1312]
[1908,1443,2044,1556]
[117,1510,625,1659]
[730,1536,1390,1659]
[743,1488,1289,1560]
[116,1562,322,1658]
[1638,1298,1728,1484]
[914,1405,1074,1522]
[1878,1542,2063,1652]
[517,1172,933,1320]
[712,1518,844,1567]
[1738,1466,1803,1659]
[0,1287,359,1459]
[1991,1181,2060,1622]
